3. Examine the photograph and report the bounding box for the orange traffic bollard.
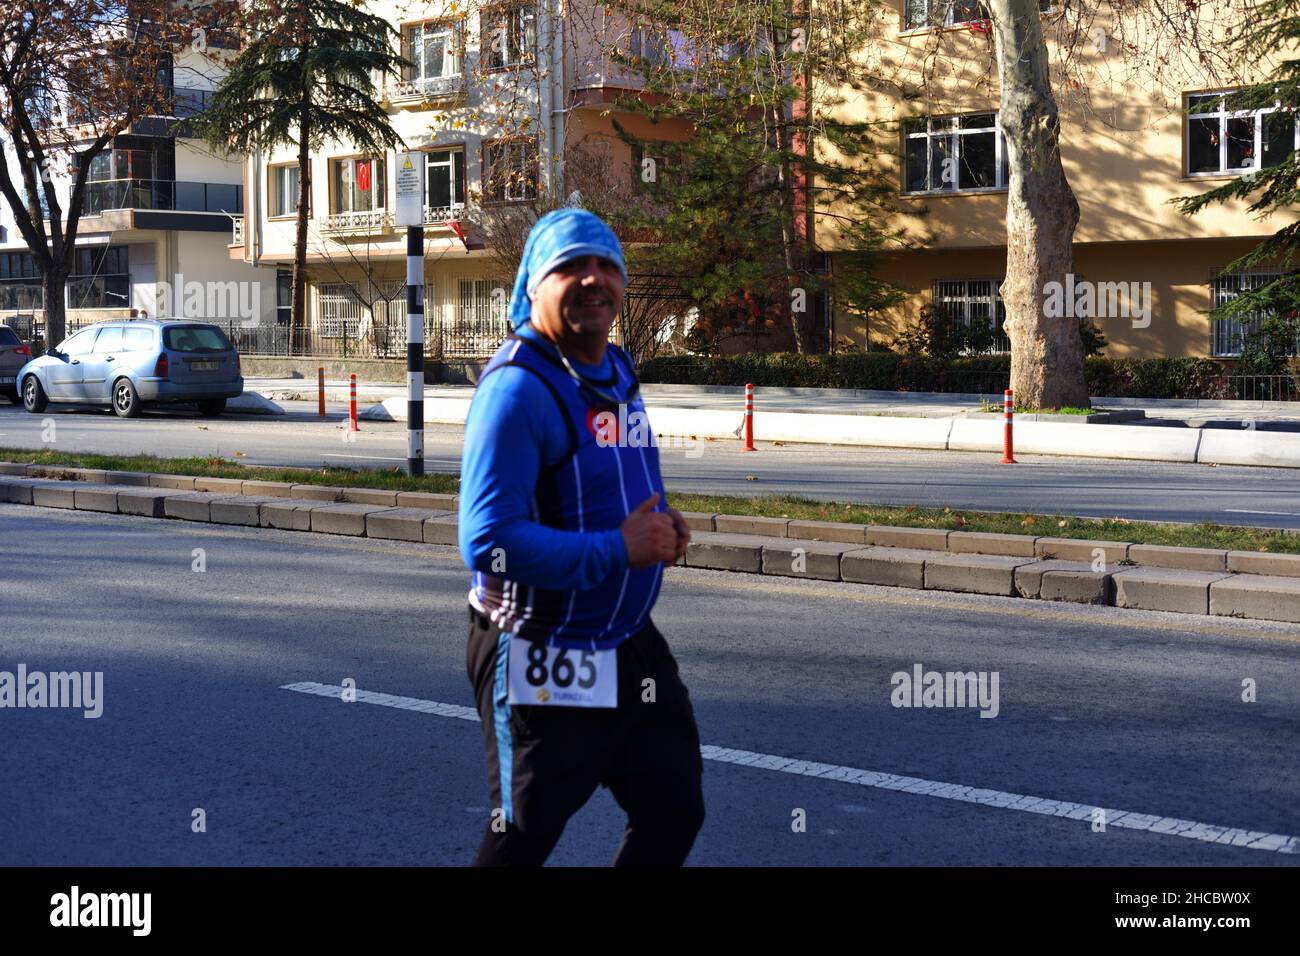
[349,373,359,432]
[318,367,326,418]
[1000,388,1016,464]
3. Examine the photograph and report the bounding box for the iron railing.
[389,74,466,101]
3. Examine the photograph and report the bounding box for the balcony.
[424,203,466,225]
[81,179,243,216]
[322,208,393,236]
[388,74,467,107]
[231,216,245,246]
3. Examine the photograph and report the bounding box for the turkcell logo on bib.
[507,637,617,708]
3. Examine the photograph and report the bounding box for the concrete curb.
[5,467,1299,626]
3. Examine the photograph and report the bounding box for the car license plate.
[0,376,14,385]
[190,361,220,371]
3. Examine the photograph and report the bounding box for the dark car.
[0,324,33,402]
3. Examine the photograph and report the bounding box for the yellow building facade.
[821,1,1300,360]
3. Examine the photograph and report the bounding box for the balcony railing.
[424,203,466,225]
[81,179,243,216]
[389,74,466,103]
[322,208,392,235]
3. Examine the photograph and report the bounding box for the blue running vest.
[468,333,667,650]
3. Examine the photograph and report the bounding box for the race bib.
[507,637,617,708]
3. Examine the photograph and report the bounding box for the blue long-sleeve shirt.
[458,323,630,590]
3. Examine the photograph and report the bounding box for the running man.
[458,208,705,867]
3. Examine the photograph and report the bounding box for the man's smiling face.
[531,254,625,349]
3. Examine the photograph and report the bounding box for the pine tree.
[197,0,407,340]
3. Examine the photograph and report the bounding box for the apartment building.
[0,44,279,343]
[823,1,1300,360]
[228,1,689,374]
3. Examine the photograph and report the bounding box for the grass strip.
[668,493,1300,555]
[0,447,459,495]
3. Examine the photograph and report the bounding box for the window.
[85,148,157,182]
[904,113,1008,193]
[67,246,130,310]
[934,279,1011,353]
[426,148,466,213]
[904,1,1055,30]
[92,326,124,354]
[483,139,539,202]
[122,326,154,351]
[329,157,386,215]
[1211,271,1287,357]
[58,328,98,356]
[164,326,233,352]
[403,21,463,82]
[269,164,301,218]
[276,271,292,326]
[630,26,694,68]
[450,278,511,356]
[482,4,536,70]
[1187,91,1298,176]
[0,251,42,310]
[630,143,669,190]
[317,284,368,339]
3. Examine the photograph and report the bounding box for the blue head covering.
[508,208,628,328]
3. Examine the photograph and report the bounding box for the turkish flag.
[357,161,371,191]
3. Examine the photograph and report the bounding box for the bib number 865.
[525,644,597,689]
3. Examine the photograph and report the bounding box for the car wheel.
[22,375,47,413]
[196,398,226,417]
[112,377,142,418]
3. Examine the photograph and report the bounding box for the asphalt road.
[3,399,1300,529]
[2,503,1298,866]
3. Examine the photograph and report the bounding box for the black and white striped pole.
[406,226,425,477]
[395,151,425,477]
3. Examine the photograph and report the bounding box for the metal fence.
[214,318,510,363]
[1228,374,1300,402]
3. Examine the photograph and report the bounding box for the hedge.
[638,353,1235,400]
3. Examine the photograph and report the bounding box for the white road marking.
[281,681,1298,855]
[1224,509,1300,517]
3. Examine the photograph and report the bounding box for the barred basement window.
[316,283,368,339]
[933,278,1010,353]
[1210,271,1285,357]
[449,278,510,357]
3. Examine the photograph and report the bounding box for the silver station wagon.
[18,320,243,418]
